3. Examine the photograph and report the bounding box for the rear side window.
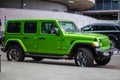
[24,22,37,33]
[92,25,100,31]
[100,26,117,30]
[7,22,21,33]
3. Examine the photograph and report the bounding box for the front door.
[22,22,38,52]
[38,22,62,55]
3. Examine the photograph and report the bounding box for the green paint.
[3,19,111,55]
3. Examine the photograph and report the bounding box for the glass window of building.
[96,0,104,10]
[112,0,119,10]
[104,0,111,10]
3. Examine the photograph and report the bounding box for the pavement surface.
[0,51,120,80]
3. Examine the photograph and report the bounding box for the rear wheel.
[74,48,94,67]
[6,45,24,61]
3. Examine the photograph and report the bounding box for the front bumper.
[96,47,119,57]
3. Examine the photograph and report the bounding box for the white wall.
[0,8,97,31]
[0,0,67,12]
[23,0,67,11]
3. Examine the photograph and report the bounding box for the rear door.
[22,21,38,52]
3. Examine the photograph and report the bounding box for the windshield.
[59,21,79,33]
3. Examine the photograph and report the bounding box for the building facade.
[0,0,97,31]
[82,0,120,20]
[0,0,95,11]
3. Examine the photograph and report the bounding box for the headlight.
[92,42,100,47]
[93,38,100,47]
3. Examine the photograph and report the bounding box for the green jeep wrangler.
[1,19,119,67]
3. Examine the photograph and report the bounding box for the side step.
[25,53,70,59]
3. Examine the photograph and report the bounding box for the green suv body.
[1,19,119,67]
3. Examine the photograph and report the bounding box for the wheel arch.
[5,39,27,52]
[68,43,97,58]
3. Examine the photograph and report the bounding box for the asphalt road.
[1,50,120,70]
[0,50,120,80]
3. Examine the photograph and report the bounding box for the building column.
[21,0,23,9]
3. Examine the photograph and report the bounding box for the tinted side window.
[7,22,21,33]
[107,26,117,30]
[93,25,100,31]
[24,22,37,33]
[100,26,117,30]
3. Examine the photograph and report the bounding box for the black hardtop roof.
[7,18,72,22]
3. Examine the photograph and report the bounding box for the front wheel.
[6,45,25,61]
[95,57,111,65]
[74,48,94,67]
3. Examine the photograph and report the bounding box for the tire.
[32,57,43,61]
[6,45,25,61]
[95,57,111,65]
[74,48,94,67]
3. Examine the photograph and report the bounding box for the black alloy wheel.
[7,45,24,61]
[75,48,94,67]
